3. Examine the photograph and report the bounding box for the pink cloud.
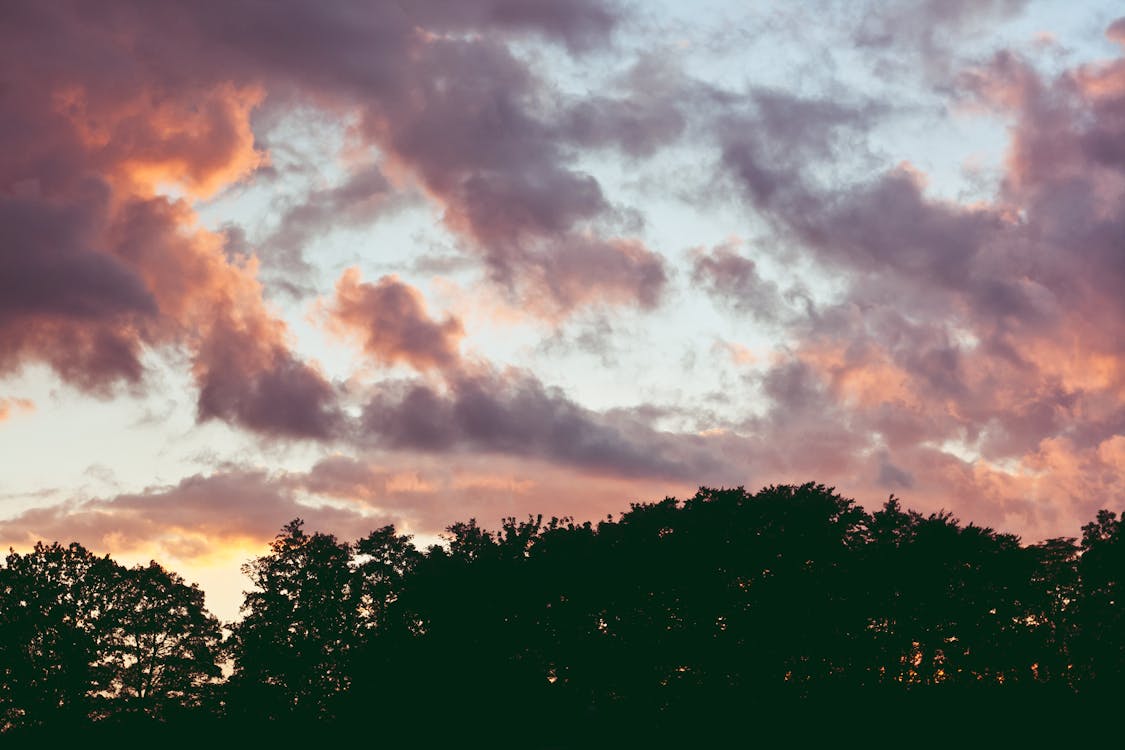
[326,268,464,373]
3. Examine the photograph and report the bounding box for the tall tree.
[1075,510,1125,688]
[0,542,118,729]
[1024,537,1080,687]
[352,525,422,633]
[97,562,223,719]
[227,519,358,721]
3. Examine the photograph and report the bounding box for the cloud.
[716,89,882,213]
[194,325,342,440]
[0,470,384,562]
[326,268,465,372]
[359,367,722,481]
[296,453,697,533]
[6,0,1125,562]
[400,0,621,52]
[691,24,1125,541]
[1109,17,1125,47]
[0,186,158,390]
[0,449,697,569]
[0,7,345,436]
[195,0,646,313]
[0,449,701,564]
[558,54,695,158]
[0,0,670,438]
[260,163,406,277]
[689,240,785,320]
[851,0,1031,80]
[516,234,668,316]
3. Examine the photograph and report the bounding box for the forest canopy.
[3,482,1124,739]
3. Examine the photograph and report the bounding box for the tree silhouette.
[1075,510,1125,689]
[226,519,358,722]
[0,542,117,730]
[3,484,1125,739]
[97,562,223,720]
[352,525,422,633]
[1025,536,1080,687]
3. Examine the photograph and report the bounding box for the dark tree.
[352,525,423,633]
[1075,510,1125,688]
[5,484,1125,740]
[0,542,118,730]
[1024,537,1080,687]
[97,562,223,719]
[226,519,358,721]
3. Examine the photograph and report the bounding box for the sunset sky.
[3,0,1125,620]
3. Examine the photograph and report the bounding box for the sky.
[2,0,1125,621]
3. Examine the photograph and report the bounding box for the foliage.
[0,544,221,731]
[5,483,1125,738]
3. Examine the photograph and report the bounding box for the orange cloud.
[0,32,336,438]
[798,342,921,411]
[0,470,385,564]
[57,82,266,199]
[324,268,464,373]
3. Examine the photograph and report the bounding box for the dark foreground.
[5,483,1125,741]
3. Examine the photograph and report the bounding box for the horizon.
[6,479,1113,624]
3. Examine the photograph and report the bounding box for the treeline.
[3,483,1125,739]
